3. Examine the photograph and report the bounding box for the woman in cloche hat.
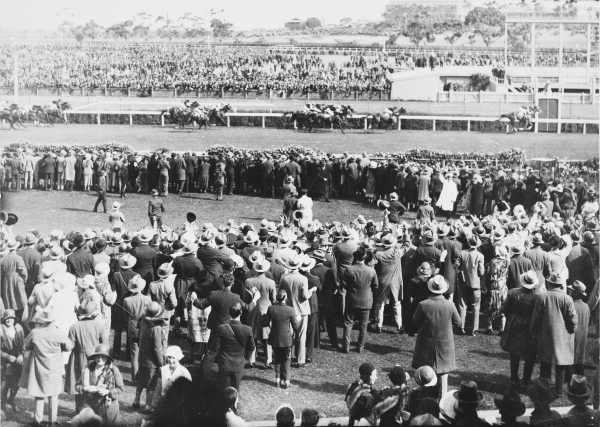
[1,309,25,412]
[78,344,124,426]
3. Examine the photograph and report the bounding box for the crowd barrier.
[56,110,599,135]
[437,91,599,105]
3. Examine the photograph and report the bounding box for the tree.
[81,20,104,40]
[210,19,233,38]
[106,20,133,39]
[132,24,150,38]
[305,17,322,29]
[464,6,504,47]
[404,21,434,47]
[445,30,463,48]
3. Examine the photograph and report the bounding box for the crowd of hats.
[4,142,528,166]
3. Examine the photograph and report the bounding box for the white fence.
[61,110,598,134]
[436,91,599,105]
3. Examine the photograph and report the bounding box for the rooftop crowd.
[0,43,593,94]
[0,142,599,426]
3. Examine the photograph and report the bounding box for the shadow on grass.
[364,342,399,355]
[450,370,510,394]
[62,207,97,213]
[470,349,509,360]
[290,378,348,394]
[245,374,279,388]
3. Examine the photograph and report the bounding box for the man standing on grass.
[148,189,165,231]
[93,169,107,214]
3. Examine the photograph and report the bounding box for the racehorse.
[163,101,232,129]
[0,103,27,130]
[499,105,539,133]
[287,104,354,133]
[369,106,407,130]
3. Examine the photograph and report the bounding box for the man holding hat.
[531,270,578,396]
[412,274,461,396]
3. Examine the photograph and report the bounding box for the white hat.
[427,275,448,295]
[165,345,184,361]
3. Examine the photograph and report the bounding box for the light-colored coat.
[20,324,72,397]
[280,271,310,316]
[531,287,577,365]
[412,295,461,374]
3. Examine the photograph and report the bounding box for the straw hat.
[77,300,99,319]
[546,269,567,287]
[520,270,538,289]
[78,275,95,290]
[414,365,437,387]
[145,301,164,321]
[128,275,146,294]
[299,255,316,272]
[253,259,271,273]
[380,234,396,249]
[427,275,448,295]
[282,255,301,271]
[138,228,154,242]
[118,254,137,270]
[230,254,245,269]
[30,307,54,325]
[1,309,16,323]
[157,263,173,278]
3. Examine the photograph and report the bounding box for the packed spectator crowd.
[0,140,599,426]
[0,43,594,95]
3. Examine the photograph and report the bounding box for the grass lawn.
[2,190,597,425]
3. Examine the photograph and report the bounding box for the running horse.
[369,106,407,130]
[499,105,539,133]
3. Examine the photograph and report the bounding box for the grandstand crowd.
[0,142,599,426]
[0,44,594,94]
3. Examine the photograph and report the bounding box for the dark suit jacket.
[66,247,95,278]
[265,303,298,348]
[209,319,254,373]
[303,271,321,314]
[334,241,358,271]
[196,289,243,330]
[196,245,228,279]
[507,255,534,290]
[131,244,158,284]
[340,263,378,310]
[415,244,442,268]
[566,244,595,289]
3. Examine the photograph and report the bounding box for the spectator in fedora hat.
[567,280,589,379]
[531,269,577,397]
[501,270,539,389]
[66,232,94,279]
[149,262,177,352]
[412,274,460,396]
[134,301,166,411]
[493,388,527,427]
[527,378,562,427]
[1,238,28,322]
[457,235,485,336]
[123,275,151,382]
[110,253,137,359]
[453,380,490,427]
[564,375,599,427]
[0,309,25,412]
[17,231,41,296]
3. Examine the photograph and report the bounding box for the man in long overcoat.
[523,233,551,293]
[566,231,595,291]
[411,275,461,396]
[530,271,578,397]
[372,234,405,333]
[66,233,94,279]
[17,233,41,296]
[1,240,28,321]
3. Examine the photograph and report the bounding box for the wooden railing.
[60,110,598,134]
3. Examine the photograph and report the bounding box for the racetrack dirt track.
[0,125,597,160]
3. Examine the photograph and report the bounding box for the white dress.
[436,178,458,212]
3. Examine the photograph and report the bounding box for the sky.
[0,0,396,31]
